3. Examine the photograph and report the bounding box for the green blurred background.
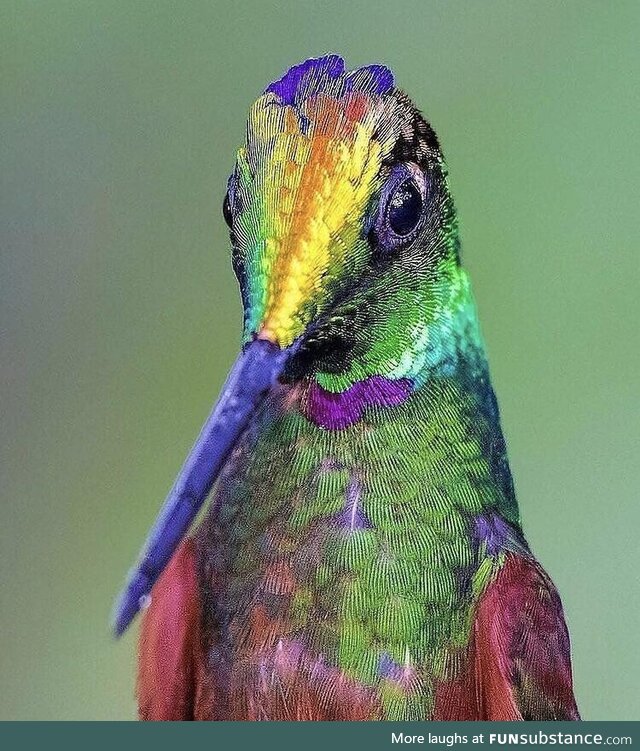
[1,0,638,720]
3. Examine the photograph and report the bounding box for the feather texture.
[133,55,579,721]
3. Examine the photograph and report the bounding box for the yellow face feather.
[232,89,406,347]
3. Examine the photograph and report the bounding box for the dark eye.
[222,192,233,228]
[373,164,427,252]
[387,180,422,236]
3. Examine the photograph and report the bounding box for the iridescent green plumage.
[126,56,579,721]
[198,315,518,718]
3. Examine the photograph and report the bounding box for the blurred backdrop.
[1,0,638,720]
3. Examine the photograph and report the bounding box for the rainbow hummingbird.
[113,55,580,721]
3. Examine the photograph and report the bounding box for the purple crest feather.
[345,64,395,96]
[265,54,394,106]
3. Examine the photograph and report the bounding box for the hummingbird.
[113,55,580,721]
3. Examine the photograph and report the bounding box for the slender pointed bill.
[111,339,289,636]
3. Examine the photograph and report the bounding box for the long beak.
[111,338,289,636]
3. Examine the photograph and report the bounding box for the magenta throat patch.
[302,375,412,430]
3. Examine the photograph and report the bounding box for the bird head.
[112,55,480,635]
[226,54,464,391]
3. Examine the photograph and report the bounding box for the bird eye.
[374,164,427,252]
[387,180,422,236]
[222,192,233,228]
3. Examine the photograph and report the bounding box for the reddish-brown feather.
[137,539,215,720]
[434,553,579,720]
[138,537,379,720]
[139,546,578,720]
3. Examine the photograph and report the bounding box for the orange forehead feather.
[234,89,404,346]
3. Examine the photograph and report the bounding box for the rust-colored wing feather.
[434,553,579,720]
[137,539,214,720]
[472,553,580,720]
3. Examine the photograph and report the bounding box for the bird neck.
[305,267,488,422]
[299,269,519,526]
